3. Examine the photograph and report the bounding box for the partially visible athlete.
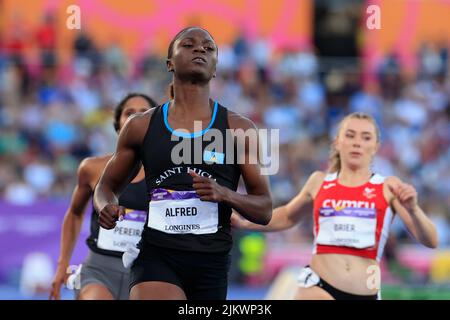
[232,112,438,300]
[94,27,273,300]
[50,93,157,300]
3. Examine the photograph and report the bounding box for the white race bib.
[316,207,376,249]
[148,188,218,235]
[97,210,146,252]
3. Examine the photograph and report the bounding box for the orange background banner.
[2,0,449,68]
[0,0,312,63]
[362,0,450,77]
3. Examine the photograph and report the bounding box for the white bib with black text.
[316,207,376,249]
[148,188,218,235]
[97,210,146,252]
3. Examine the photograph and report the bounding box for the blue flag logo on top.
[203,150,225,164]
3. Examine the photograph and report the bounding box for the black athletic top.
[86,179,148,257]
[140,101,241,253]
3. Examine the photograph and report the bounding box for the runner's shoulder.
[78,155,112,185]
[79,155,112,173]
[307,171,327,190]
[309,171,326,183]
[126,107,156,129]
[121,107,157,143]
[227,110,257,131]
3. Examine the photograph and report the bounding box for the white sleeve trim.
[369,173,385,185]
[324,172,338,182]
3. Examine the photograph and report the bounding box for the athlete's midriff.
[310,253,379,295]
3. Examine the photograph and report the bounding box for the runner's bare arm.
[384,176,438,248]
[50,159,96,299]
[232,171,324,231]
[58,159,97,266]
[93,112,151,219]
[225,113,273,225]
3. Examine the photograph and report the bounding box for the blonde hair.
[328,112,380,173]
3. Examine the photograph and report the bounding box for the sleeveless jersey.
[140,101,241,253]
[313,172,394,262]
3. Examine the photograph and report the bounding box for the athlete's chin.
[345,159,367,170]
[180,69,213,83]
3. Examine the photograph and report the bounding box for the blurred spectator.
[23,158,55,196]
[35,12,57,68]
[103,41,129,78]
[419,42,445,78]
[19,252,54,297]
[349,82,383,123]
[233,30,249,65]
[4,178,37,206]
[73,30,102,77]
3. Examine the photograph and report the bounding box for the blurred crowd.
[1,14,449,247]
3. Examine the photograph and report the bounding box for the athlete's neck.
[172,80,211,119]
[337,166,372,187]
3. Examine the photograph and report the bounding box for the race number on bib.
[316,207,376,249]
[148,188,218,235]
[97,210,146,252]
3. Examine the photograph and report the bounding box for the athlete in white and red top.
[232,112,438,300]
[313,171,390,261]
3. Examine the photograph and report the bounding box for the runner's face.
[167,28,218,82]
[119,97,151,130]
[335,118,378,170]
